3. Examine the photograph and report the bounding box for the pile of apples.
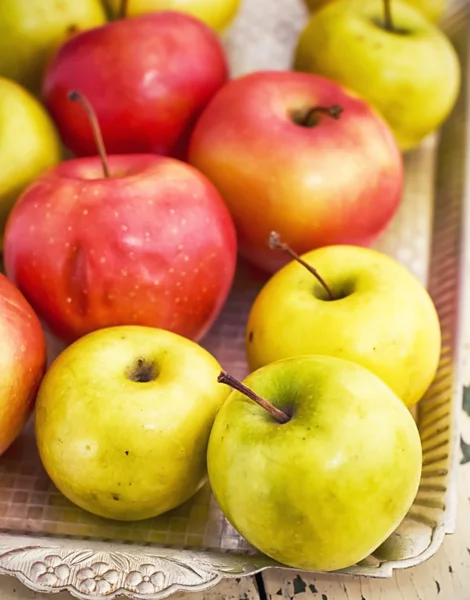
[0,0,459,574]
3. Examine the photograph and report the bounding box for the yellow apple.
[246,244,441,407]
[0,77,61,242]
[294,0,460,151]
[35,325,230,521]
[302,0,449,23]
[0,0,106,94]
[105,0,241,32]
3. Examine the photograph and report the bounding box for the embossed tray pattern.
[0,1,469,598]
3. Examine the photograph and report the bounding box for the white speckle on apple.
[107,294,114,301]
[153,280,160,286]
[65,242,70,248]
[67,226,72,231]
[202,287,207,293]
[170,209,175,214]
[29,225,35,232]
[129,252,135,259]
[145,232,151,240]
[205,218,210,224]
[83,209,88,215]
[66,298,72,303]
[33,203,39,209]
[135,285,140,290]
[176,282,181,287]
[49,238,54,244]
[121,270,127,276]
[175,298,180,304]
[130,292,136,298]
[121,225,128,231]
[194,268,199,274]
[184,255,189,262]
[147,200,154,205]
[172,227,178,234]
[178,244,183,251]
[181,218,187,226]
[181,272,186,277]
[114,211,120,217]
[46,203,51,209]
[100,257,106,264]
[169,268,174,274]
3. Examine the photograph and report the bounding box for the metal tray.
[0,0,469,598]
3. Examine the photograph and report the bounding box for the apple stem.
[383,0,394,32]
[119,0,129,19]
[217,371,291,424]
[269,232,335,300]
[68,90,110,179]
[302,104,343,127]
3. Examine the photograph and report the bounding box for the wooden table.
[1,345,469,600]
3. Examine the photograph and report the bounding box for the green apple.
[208,356,422,571]
[294,0,460,151]
[246,240,441,408]
[104,0,241,32]
[302,0,449,23]
[35,325,230,521]
[0,77,61,242]
[0,0,106,94]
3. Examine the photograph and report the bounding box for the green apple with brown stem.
[35,325,231,521]
[0,0,106,95]
[105,0,241,32]
[245,234,441,408]
[207,356,422,571]
[294,0,460,151]
[302,0,449,23]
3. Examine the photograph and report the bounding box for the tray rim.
[0,3,469,599]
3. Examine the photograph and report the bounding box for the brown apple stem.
[217,371,290,424]
[269,232,335,300]
[302,104,343,127]
[119,0,129,19]
[383,0,394,31]
[68,90,110,179]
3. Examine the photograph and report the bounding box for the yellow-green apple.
[0,273,46,456]
[246,238,441,407]
[3,91,237,344]
[35,325,230,520]
[302,0,448,23]
[42,11,228,160]
[294,0,460,151]
[208,356,422,571]
[0,0,106,95]
[188,70,403,274]
[105,0,241,32]
[0,77,61,243]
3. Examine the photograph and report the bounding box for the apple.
[246,238,441,408]
[208,356,422,571]
[188,70,403,274]
[294,0,461,151]
[0,0,106,95]
[302,0,448,24]
[0,273,47,456]
[0,77,62,244]
[42,10,229,160]
[3,91,237,344]
[35,325,230,520]
[104,0,241,33]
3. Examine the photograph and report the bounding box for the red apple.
[0,273,46,455]
[42,11,229,159]
[188,71,404,273]
[3,153,237,344]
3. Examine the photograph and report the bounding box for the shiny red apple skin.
[0,274,46,455]
[188,71,404,273]
[42,11,229,159]
[3,154,237,344]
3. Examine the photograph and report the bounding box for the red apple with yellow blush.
[3,92,237,344]
[188,70,404,273]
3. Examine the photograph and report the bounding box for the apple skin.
[0,0,106,95]
[294,0,460,151]
[42,11,229,160]
[207,355,422,571]
[35,325,231,520]
[188,70,403,273]
[0,273,47,456]
[302,0,448,23]
[105,0,241,32]
[246,245,441,408]
[3,154,237,344]
[0,77,62,243]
